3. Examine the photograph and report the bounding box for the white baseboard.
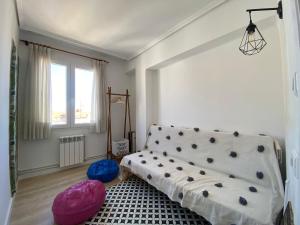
[4,197,13,225]
[18,155,106,180]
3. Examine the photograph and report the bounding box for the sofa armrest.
[274,139,285,179]
[119,164,132,181]
[274,140,283,165]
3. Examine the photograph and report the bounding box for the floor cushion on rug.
[87,159,119,182]
[52,180,106,225]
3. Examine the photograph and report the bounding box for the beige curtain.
[23,44,51,140]
[91,60,107,133]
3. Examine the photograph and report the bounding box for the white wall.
[280,1,300,224]
[0,0,19,224]
[128,0,284,150]
[17,30,133,177]
[153,24,284,142]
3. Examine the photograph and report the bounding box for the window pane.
[51,64,67,125]
[75,68,94,124]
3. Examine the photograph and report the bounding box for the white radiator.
[59,135,85,167]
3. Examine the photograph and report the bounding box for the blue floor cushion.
[87,159,119,182]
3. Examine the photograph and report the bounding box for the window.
[50,64,67,126]
[50,63,95,127]
[75,68,94,124]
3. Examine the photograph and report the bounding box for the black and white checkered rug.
[85,176,210,225]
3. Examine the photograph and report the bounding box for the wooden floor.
[10,165,120,225]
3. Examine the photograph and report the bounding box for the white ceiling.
[17,0,212,60]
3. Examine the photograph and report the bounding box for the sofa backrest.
[145,125,283,193]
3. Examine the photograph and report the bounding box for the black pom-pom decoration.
[158,163,163,167]
[158,127,162,131]
[141,160,146,164]
[176,167,183,171]
[209,137,216,143]
[148,132,152,136]
[229,174,235,178]
[215,183,223,188]
[166,135,171,140]
[200,170,206,175]
[176,147,182,152]
[169,159,175,163]
[153,156,158,160]
[155,140,159,145]
[178,131,184,136]
[249,186,257,192]
[150,151,153,154]
[239,197,248,206]
[202,190,209,197]
[189,162,195,166]
[192,144,197,149]
[214,129,220,132]
[256,171,264,179]
[128,160,131,165]
[194,128,200,132]
[229,151,237,158]
[163,151,167,157]
[139,154,143,157]
[147,174,152,180]
[207,158,214,163]
[164,173,171,178]
[257,145,265,153]
[233,131,239,137]
[187,176,194,182]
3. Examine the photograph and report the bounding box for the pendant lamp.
[239,1,283,56]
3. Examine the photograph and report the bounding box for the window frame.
[71,64,95,128]
[50,61,95,129]
[50,62,70,129]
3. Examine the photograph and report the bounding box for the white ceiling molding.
[13,0,20,26]
[20,25,129,60]
[16,0,24,26]
[128,0,229,61]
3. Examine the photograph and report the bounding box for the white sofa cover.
[120,125,284,225]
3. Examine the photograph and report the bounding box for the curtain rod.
[20,39,109,64]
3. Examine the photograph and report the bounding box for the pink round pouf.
[52,180,106,225]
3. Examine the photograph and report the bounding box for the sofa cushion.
[146,125,282,191]
[121,150,281,225]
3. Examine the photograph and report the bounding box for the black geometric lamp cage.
[239,1,283,56]
[239,12,267,55]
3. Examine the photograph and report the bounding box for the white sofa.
[120,125,284,225]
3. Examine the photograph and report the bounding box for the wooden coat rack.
[106,86,131,160]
